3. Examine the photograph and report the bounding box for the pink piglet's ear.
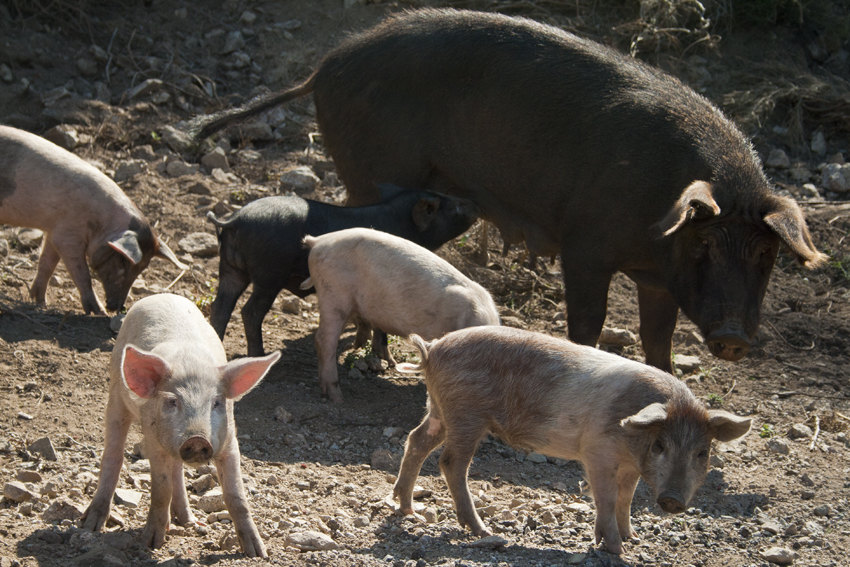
[122,345,171,399]
[221,351,281,401]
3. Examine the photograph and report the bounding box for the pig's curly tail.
[395,334,430,374]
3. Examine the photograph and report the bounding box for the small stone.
[281,296,305,315]
[370,449,401,472]
[266,474,279,486]
[0,238,8,257]
[221,31,245,54]
[211,168,238,185]
[813,504,831,517]
[113,159,146,182]
[802,183,821,199]
[161,125,194,153]
[219,531,239,552]
[191,474,217,493]
[201,147,229,171]
[821,164,849,193]
[539,509,557,524]
[762,520,782,535]
[27,437,57,461]
[186,181,213,196]
[197,488,226,513]
[240,10,257,24]
[274,406,294,422]
[767,438,791,455]
[4,481,35,502]
[422,506,438,523]
[567,553,587,564]
[113,488,142,509]
[766,149,790,168]
[37,528,63,543]
[759,546,797,565]
[565,502,593,515]
[526,452,547,464]
[16,470,42,483]
[0,63,13,83]
[280,166,320,195]
[45,124,80,150]
[178,232,218,257]
[354,515,370,527]
[383,427,399,438]
[76,57,98,77]
[827,152,845,164]
[788,424,813,439]
[284,530,339,551]
[41,481,59,498]
[597,327,637,346]
[709,454,725,468]
[413,486,431,499]
[468,535,508,549]
[789,166,811,182]
[42,498,85,522]
[811,131,826,156]
[127,78,163,100]
[17,228,44,250]
[673,354,701,374]
[73,545,127,566]
[166,160,200,177]
[365,355,383,372]
[131,145,157,161]
[348,367,364,380]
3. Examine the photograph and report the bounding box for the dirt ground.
[0,1,849,566]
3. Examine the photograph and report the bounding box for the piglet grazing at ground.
[81,294,279,557]
[0,125,186,315]
[392,326,751,554]
[301,227,499,402]
[207,183,478,357]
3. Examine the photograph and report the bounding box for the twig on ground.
[809,415,820,450]
[764,320,816,351]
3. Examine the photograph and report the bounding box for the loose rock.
[280,166,320,195]
[788,424,814,439]
[42,498,85,522]
[759,547,797,565]
[468,535,508,549]
[17,228,44,250]
[201,147,229,171]
[371,449,401,472]
[3,481,35,502]
[284,530,339,551]
[178,232,218,257]
[44,124,80,150]
[673,354,701,374]
[597,327,638,346]
[198,488,226,513]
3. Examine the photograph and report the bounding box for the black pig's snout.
[657,492,686,514]
[180,436,213,463]
[706,326,751,361]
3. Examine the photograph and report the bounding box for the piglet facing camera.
[392,326,751,554]
[81,294,279,558]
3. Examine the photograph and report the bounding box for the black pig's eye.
[698,449,708,459]
[652,440,665,454]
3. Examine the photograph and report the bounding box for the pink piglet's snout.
[179,436,213,464]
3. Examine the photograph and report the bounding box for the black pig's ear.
[707,410,751,442]
[156,240,189,270]
[656,181,720,237]
[412,197,441,231]
[621,402,668,430]
[763,195,828,269]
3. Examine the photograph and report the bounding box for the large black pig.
[192,9,826,372]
